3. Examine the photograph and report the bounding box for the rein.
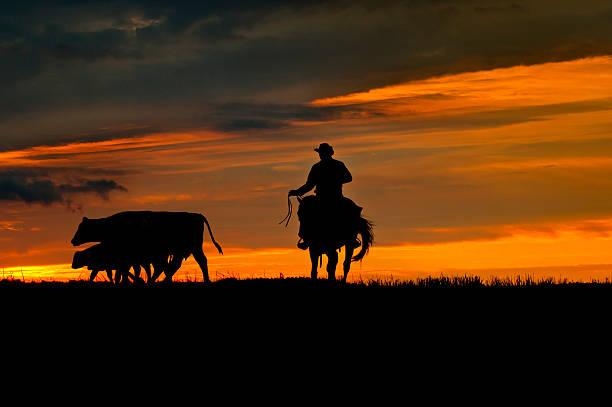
[278,196,293,227]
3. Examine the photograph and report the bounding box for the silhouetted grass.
[2,274,611,289]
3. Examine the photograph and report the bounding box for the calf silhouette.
[72,243,146,283]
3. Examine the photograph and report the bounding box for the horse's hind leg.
[326,250,338,281]
[343,246,354,283]
[309,248,318,280]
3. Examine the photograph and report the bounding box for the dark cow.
[71,211,223,282]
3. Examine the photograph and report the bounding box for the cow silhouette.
[71,211,223,282]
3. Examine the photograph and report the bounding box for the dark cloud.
[58,179,127,199]
[0,171,62,205]
[473,3,525,14]
[0,170,127,208]
[207,101,346,131]
[51,29,142,61]
[2,1,612,150]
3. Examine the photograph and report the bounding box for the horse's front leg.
[309,247,319,280]
[343,245,355,283]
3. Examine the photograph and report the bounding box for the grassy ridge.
[2,276,608,357]
[2,275,609,311]
[2,274,611,287]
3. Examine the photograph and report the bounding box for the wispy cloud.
[0,220,23,232]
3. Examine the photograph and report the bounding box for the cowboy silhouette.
[289,143,361,250]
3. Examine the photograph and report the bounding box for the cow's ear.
[83,216,88,221]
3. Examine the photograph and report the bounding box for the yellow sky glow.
[8,227,612,283]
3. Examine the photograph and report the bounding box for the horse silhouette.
[296,195,373,282]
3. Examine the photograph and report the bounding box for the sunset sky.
[3,1,612,281]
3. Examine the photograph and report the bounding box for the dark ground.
[1,276,608,393]
[2,276,609,326]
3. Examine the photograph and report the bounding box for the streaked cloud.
[3,1,612,150]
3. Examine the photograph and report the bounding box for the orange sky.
[3,56,612,282]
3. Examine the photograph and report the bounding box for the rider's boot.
[297,238,309,250]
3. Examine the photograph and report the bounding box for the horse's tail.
[201,214,223,255]
[352,216,374,262]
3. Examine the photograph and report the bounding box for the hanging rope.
[278,195,293,227]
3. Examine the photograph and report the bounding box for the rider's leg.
[297,215,311,250]
[297,237,309,250]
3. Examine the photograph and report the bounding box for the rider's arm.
[341,163,352,184]
[290,166,317,196]
[293,181,314,196]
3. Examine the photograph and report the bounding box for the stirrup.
[297,239,309,250]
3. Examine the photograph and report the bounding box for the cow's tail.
[202,215,223,255]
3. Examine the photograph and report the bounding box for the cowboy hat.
[314,142,334,155]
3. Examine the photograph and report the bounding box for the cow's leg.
[161,254,183,282]
[105,269,113,283]
[192,248,209,283]
[122,267,136,283]
[141,264,152,282]
[117,266,135,284]
[133,264,142,280]
[326,250,338,281]
[89,269,99,282]
[117,267,127,284]
[151,262,168,283]
[309,248,318,280]
[113,268,122,284]
[150,259,166,282]
[130,265,145,283]
[343,245,354,283]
